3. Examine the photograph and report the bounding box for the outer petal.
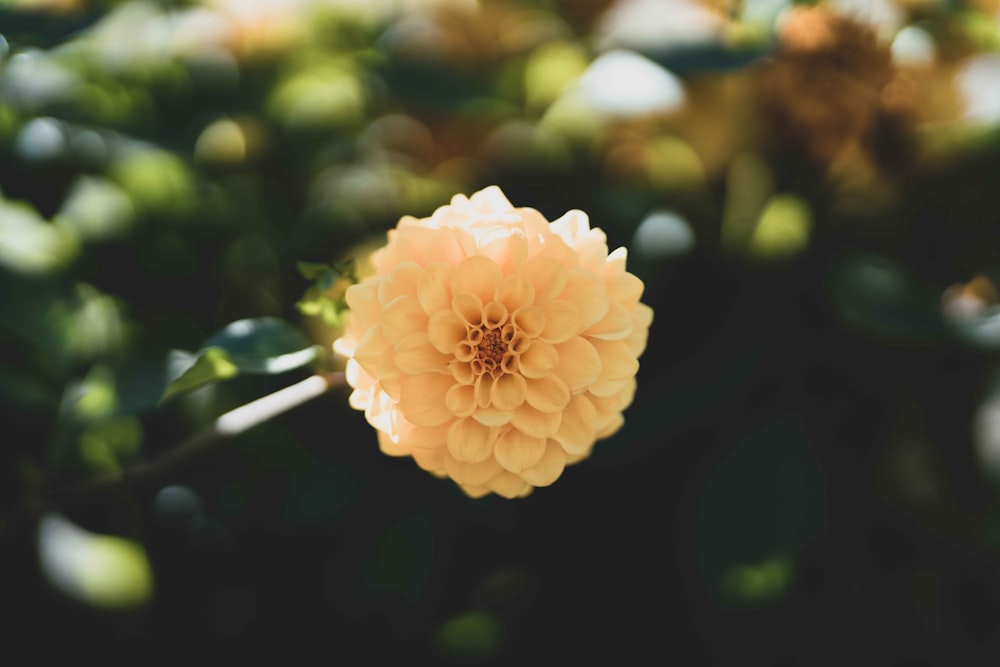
[553,336,602,393]
[489,472,533,498]
[447,417,497,464]
[586,300,634,340]
[524,374,571,413]
[417,262,453,315]
[394,333,451,374]
[444,454,503,486]
[452,255,503,304]
[554,393,598,455]
[511,403,561,438]
[540,300,579,344]
[523,256,567,303]
[398,373,456,426]
[494,428,546,473]
[558,268,609,332]
[381,295,429,343]
[520,439,567,487]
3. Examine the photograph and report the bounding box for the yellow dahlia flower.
[333,186,653,498]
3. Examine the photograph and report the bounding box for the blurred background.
[4,0,1000,662]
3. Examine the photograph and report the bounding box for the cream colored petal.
[445,382,477,417]
[586,300,634,340]
[446,417,497,463]
[490,373,526,411]
[489,471,533,498]
[558,268,609,332]
[605,246,628,274]
[353,325,390,379]
[520,440,567,487]
[394,333,451,374]
[605,270,644,306]
[514,207,553,237]
[388,226,436,270]
[524,374,571,412]
[517,339,558,379]
[444,453,503,486]
[452,255,503,303]
[553,336,602,393]
[479,227,528,276]
[482,301,508,329]
[548,208,591,241]
[511,403,561,438]
[476,374,495,408]
[554,393,597,455]
[494,428,546,473]
[427,310,468,355]
[377,260,422,305]
[381,295,429,343]
[377,429,410,457]
[452,293,484,328]
[591,339,639,382]
[495,276,535,313]
[344,281,381,328]
[424,228,470,265]
[523,255,567,303]
[417,262,453,315]
[535,233,581,268]
[398,373,455,426]
[472,408,513,426]
[540,299,579,344]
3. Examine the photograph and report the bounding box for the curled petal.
[553,336,602,393]
[511,306,545,339]
[447,417,497,463]
[398,373,455,426]
[521,440,567,487]
[494,428,546,473]
[452,293,484,328]
[394,333,451,374]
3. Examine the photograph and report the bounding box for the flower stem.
[51,371,346,499]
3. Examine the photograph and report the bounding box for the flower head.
[334,186,652,498]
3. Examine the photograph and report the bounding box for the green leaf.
[160,318,320,402]
[161,347,238,403]
[202,317,320,373]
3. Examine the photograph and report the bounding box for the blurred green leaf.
[435,610,505,659]
[161,347,238,403]
[0,192,78,274]
[162,318,320,402]
[747,194,812,260]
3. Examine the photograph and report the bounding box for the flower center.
[477,328,506,365]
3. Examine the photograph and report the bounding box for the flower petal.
[444,454,502,486]
[417,262,453,315]
[473,408,513,426]
[511,403,561,438]
[424,228,471,265]
[378,261,422,305]
[452,255,503,303]
[495,276,535,313]
[558,268,609,331]
[518,339,558,379]
[511,305,545,339]
[605,270,644,306]
[540,300,579,344]
[479,227,528,275]
[554,393,597,455]
[490,373,526,412]
[523,255,568,303]
[398,373,455,426]
[520,439,567,487]
[427,310,468,354]
[586,300,634,340]
[553,336,602,393]
[447,417,497,463]
[445,383,477,417]
[591,339,639,382]
[489,471,533,498]
[381,295,429,343]
[452,293,484,328]
[344,281,381,327]
[524,374,570,412]
[494,428,546,473]
[394,333,451,374]
[352,325,390,378]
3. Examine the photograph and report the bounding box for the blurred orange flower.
[334,187,652,498]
